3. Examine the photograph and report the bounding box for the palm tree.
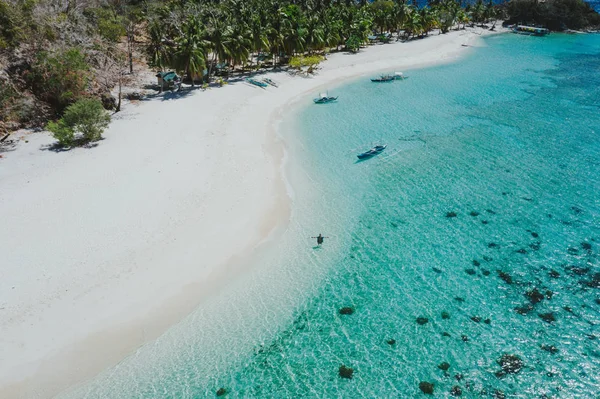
[224,23,252,68]
[404,8,422,38]
[174,15,207,87]
[281,5,306,57]
[305,15,325,53]
[147,20,172,71]
[249,15,269,66]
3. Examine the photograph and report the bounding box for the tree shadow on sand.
[40,138,102,153]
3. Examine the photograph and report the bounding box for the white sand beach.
[0,27,504,398]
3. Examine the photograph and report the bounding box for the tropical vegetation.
[503,0,600,30]
[46,98,111,146]
[1,0,598,140]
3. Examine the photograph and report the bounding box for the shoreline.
[0,26,506,398]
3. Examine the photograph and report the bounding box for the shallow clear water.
[63,34,600,398]
[215,34,600,398]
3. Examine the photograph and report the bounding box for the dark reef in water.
[541,344,559,354]
[419,381,434,394]
[339,307,354,315]
[416,317,429,325]
[525,288,544,304]
[450,385,463,396]
[581,273,600,288]
[581,241,592,251]
[338,365,354,379]
[216,387,227,396]
[496,354,524,376]
[538,312,556,323]
[529,242,541,251]
[497,270,513,284]
[438,362,450,371]
[515,304,534,315]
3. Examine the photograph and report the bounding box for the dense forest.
[0,0,598,139]
[504,0,600,30]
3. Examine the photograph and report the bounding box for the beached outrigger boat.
[313,92,338,104]
[357,144,387,159]
[263,78,278,87]
[371,75,394,82]
[246,78,268,88]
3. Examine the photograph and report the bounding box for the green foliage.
[47,98,110,146]
[0,0,23,48]
[47,119,75,146]
[26,48,90,115]
[173,15,207,86]
[86,7,126,42]
[289,54,324,69]
[505,0,600,30]
[345,34,362,53]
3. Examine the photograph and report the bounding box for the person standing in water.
[312,234,327,246]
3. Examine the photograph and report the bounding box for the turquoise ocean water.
[64,33,600,398]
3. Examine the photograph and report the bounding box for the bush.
[26,48,90,115]
[289,55,325,69]
[46,98,110,146]
[345,35,362,53]
[0,0,23,49]
[47,119,75,146]
[85,7,125,42]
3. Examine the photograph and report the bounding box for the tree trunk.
[116,74,122,112]
[207,52,216,82]
[127,28,134,74]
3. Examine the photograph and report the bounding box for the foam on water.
[62,33,600,398]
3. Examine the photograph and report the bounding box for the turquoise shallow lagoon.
[217,33,600,398]
[64,33,600,398]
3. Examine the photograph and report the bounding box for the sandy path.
[0,27,504,398]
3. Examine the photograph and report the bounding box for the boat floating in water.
[313,92,338,104]
[371,75,394,82]
[357,144,387,159]
[371,72,406,82]
[512,25,550,36]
